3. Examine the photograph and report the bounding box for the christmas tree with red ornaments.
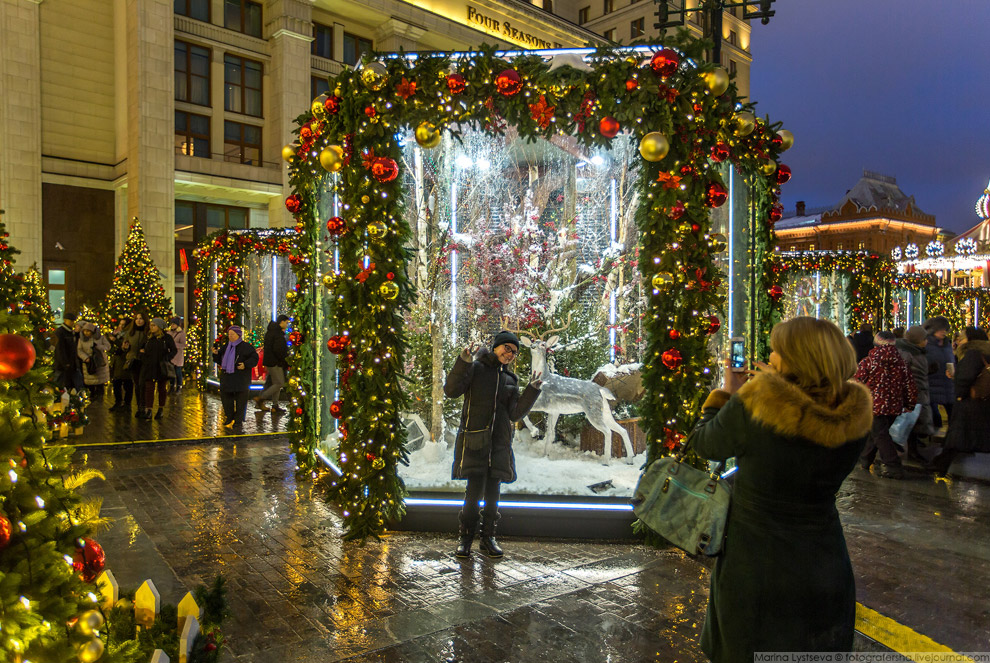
[98,218,172,329]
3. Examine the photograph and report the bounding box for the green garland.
[926,287,990,330]
[188,229,296,388]
[285,37,789,539]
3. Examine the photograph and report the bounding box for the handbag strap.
[672,435,726,482]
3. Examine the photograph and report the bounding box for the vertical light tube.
[609,178,617,362]
[271,255,278,321]
[727,168,735,338]
[815,270,821,319]
[451,178,459,344]
[906,292,912,328]
[920,290,925,326]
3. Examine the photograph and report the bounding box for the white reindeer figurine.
[509,318,636,465]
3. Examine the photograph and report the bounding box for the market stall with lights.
[280,40,792,540]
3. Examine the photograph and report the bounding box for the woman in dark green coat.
[688,317,872,660]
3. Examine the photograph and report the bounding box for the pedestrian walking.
[688,317,872,659]
[77,321,110,399]
[443,330,542,559]
[212,325,259,434]
[927,327,990,475]
[924,316,955,435]
[136,318,176,420]
[848,322,874,363]
[167,317,186,393]
[895,325,934,461]
[108,317,132,411]
[254,315,290,413]
[124,312,148,415]
[54,312,83,392]
[855,330,917,479]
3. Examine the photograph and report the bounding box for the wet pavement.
[75,438,990,661]
[73,388,289,445]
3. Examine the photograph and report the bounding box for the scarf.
[221,327,242,373]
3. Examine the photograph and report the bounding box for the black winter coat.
[895,338,933,436]
[945,340,990,453]
[213,341,259,392]
[139,332,177,382]
[849,330,874,363]
[54,324,78,374]
[926,334,955,405]
[688,372,872,661]
[443,349,541,483]
[262,321,289,369]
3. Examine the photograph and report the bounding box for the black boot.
[478,513,503,558]
[455,512,477,559]
[154,408,164,420]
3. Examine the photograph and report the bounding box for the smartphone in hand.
[730,337,746,372]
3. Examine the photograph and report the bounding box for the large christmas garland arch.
[283,38,789,539]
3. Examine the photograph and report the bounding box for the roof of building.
[774,213,823,230]
[823,170,934,224]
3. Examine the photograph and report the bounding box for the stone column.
[122,0,175,291]
[265,0,312,228]
[374,18,425,53]
[0,0,44,268]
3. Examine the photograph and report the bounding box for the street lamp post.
[654,0,776,65]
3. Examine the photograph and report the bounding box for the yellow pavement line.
[67,432,283,447]
[856,603,971,661]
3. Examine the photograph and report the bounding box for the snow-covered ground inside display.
[398,429,645,498]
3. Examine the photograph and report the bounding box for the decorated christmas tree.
[98,218,172,329]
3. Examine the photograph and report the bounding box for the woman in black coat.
[254,315,290,412]
[212,325,259,434]
[137,318,177,420]
[928,327,990,474]
[688,317,872,661]
[443,330,542,559]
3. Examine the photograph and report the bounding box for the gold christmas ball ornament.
[761,159,777,176]
[77,609,105,636]
[372,457,386,470]
[77,637,105,663]
[711,233,728,252]
[359,62,388,91]
[319,145,345,172]
[333,84,342,97]
[311,99,326,118]
[639,132,670,162]
[367,221,388,241]
[281,144,298,163]
[651,272,674,289]
[285,290,298,302]
[414,122,442,149]
[777,129,794,151]
[703,68,729,96]
[322,273,338,289]
[379,281,400,300]
[734,111,756,137]
[361,195,371,204]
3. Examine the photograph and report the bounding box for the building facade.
[0,0,608,319]
[774,171,939,255]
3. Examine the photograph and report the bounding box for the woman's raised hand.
[460,343,480,362]
[530,371,543,390]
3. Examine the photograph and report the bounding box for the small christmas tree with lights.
[98,218,172,329]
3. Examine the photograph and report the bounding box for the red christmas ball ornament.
[295,407,303,416]
[710,142,730,163]
[364,105,376,118]
[705,182,728,208]
[324,96,341,114]
[371,157,399,183]
[326,216,348,238]
[0,513,11,550]
[706,316,721,335]
[285,195,302,213]
[691,223,701,233]
[769,203,784,223]
[204,643,218,653]
[288,331,303,346]
[679,164,694,177]
[327,337,339,353]
[0,333,36,380]
[770,133,783,149]
[649,49,680,78]
[669,201,686,220]
[366,453,376,462]
[774,164,792,184]
[668,329,681,340]
[446,73,467,94]
[73,538,106,583]
[769,285,784,301]
[386,272,395,280]
[329,400,344,419]
[625,78,639,91]
[299,126,313,142]
[661,348,683,371]
[599,116,621,139]
[495,69,523,96]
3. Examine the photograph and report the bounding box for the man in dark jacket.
[254,315,289,413]
[212,325,259,434]
[924,316,955,436]
[444,330,542,559]
[848,323,874,363]
[895,326,933,462]
[54,312,83,391]
[855,331,916,478]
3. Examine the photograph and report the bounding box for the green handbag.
[632,445,731,556]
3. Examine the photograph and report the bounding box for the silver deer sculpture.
[506,317,636,465]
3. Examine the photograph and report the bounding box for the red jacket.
[855,344,917,416]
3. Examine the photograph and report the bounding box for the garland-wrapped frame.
[284,37,789,539]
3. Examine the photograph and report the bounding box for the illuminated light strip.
[450,178,458,343]
[727,168,734,338]
[405,497,634,511]
[271,255,278,321]
[815,270,821,319]
[315,448,343,475]
[854,603,967,661]
[72,431,284,447]
[388,45,688,62]
[609,178,617,363]
[206,378,265,391]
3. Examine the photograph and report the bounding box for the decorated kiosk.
[279,40,791,540]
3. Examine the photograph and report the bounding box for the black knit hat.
[492,330,520,351]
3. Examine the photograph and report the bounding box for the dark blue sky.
[749,0,990,234]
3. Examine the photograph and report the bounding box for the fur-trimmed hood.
[734,371,873,448]
[955,339,990,361]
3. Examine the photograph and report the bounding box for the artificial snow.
[593,362,642,379]
[398,428,645,498]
